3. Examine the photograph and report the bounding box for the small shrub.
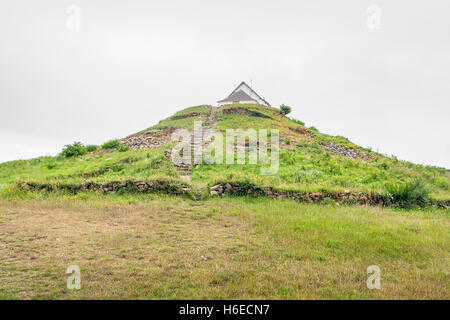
[378,161,389,170]
[86,145,98,152]
[46,162,57,169]
[118,145,130,152]
[111,164,124,172]
[284,138,291,145]
[60,142,87,158]
[102,139,121,150]
[386,180,430,208]
[280,104,292,115]
[309,126,319,132]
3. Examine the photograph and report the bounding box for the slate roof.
[218,89,256,103]
[218,81,270,106]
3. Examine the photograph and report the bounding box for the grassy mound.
[0,103,448,209]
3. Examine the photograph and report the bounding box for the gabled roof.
[218,89,256,103]
[238,81,271,106]
[218,81,271,106]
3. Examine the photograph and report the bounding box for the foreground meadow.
[0,193,448,299]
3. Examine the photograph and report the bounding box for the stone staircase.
[165,106,220,182]
[164,144,194,181]
[205,106,219,129]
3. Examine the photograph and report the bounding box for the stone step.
[164,106,219,179]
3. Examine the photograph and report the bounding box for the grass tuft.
[386,180,430,208]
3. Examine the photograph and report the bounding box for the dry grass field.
[0,194,448,299]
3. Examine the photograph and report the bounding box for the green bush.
[86,145,98,152]
[118,145,130,152]
[60,142,87,158]
[378,161,389,170]
[309,126,319,132]
[280,104,292,115]
[46,162,57,169]
[102,139,121,150]
[386,180,430,208]
[111,164,124,172]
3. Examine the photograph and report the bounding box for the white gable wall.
[235,83,267,105]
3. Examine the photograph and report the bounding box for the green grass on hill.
[153,105,210,131]
[0,103,448,206]
[193,141,449,200]
[0,103,448,299]
[0,147,179,185]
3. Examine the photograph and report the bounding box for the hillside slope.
[0,104,449,207]
[1,104,449,300]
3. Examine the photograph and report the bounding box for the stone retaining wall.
[14,180,449,209]
[17,180,192,195]
[321,141,373,161]
[209,182,450,208]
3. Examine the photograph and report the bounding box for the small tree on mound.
[60,142,87,158]
[280,104,291,115]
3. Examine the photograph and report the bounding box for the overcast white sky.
[1,0,449,168]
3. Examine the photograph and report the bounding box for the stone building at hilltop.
[218,81,270,107]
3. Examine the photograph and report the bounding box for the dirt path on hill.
[176,106,219,183]
[205,106,219,129]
